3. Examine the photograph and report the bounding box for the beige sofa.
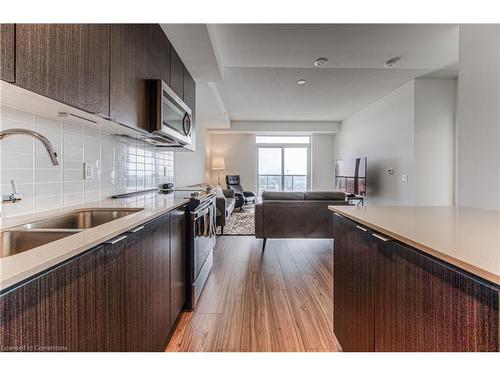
[255,191,350,250]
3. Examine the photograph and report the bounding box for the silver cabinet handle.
[356,225,368,232]
[104,235,127,245]
[372,233,391,242]
[128,225,144,233]
[333,212,343,218]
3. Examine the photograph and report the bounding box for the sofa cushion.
[304,191,346,201]
[261,191,305,201]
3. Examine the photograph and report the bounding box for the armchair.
[225,175,256,209]
[215,188,244,235]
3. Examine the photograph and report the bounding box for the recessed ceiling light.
[384,56,402,68]
[297,79,307,85]
[313,57,328,67]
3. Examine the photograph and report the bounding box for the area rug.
[220,206,255,235]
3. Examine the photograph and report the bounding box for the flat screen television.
[335,157,367,196]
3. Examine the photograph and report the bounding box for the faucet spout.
[0,128,60,166]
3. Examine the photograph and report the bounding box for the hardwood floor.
[166,236,340,352]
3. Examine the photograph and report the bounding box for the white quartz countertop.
[0,193,190,292]
[329,205,500,286]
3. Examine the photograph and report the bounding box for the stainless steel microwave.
[149,80,192,147]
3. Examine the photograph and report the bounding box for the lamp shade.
[211,156,226,170]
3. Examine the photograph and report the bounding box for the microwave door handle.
[183,113,192,136]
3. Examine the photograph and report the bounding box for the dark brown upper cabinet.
[150,25,171,85]
[183,67,196,152]
[170,45,184,99]
[15,24,110,115]
[0,24,15,82]
[110,24,152,131]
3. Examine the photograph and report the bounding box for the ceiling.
[164,24,459,126]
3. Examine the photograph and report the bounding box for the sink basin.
[1,230,79,258]
[0,208,143,258]
[18,208,143,230]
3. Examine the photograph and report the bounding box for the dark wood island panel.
[332,213,500,352]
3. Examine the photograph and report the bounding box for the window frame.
[256,136,311,195]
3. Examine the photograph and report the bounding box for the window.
[256,136,310,144]
[256,136,310,195]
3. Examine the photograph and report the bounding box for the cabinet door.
[151,213,172,349]
[95,239,127,351]
[124,222,165,352]
[332,215,376,351]
[150,24,171,84]
[170,46,184,98]
[15,24,110,115]
[110,24,151,131]
[374,240,500,352]
[183,67,196,151]
[170,207,187,324]
[0,24,15,82]
[0,247,100,351]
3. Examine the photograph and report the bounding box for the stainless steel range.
[172,187,216,310]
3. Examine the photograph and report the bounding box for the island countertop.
[0,193,190,292]
[328,205,500,286]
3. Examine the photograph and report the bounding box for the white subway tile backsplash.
[34,126,61,156]
[35,195,62,212]
[63,143,84,161]
[1,104,174,217]
[1,168,34,184]
[1,105,34,124]
[35,115,62,130]
[63,180,84,194]
[63,160,83,171]
[84,190,101,203]
[2,198,35,217]
[0,120,34,153]
[36,168,62,183]
[1,151,33,169]
[63,192,84,207]
[36,182,62,197]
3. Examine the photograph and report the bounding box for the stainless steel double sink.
[1,208,143,258]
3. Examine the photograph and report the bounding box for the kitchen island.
[329,205,500,352]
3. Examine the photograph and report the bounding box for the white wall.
[208,133,257,192]
[174,121,209,187]
[207,132,336,192]
[311,134,335,190]
[336,78,457,206]
[414,79,456,205]
[457,25,500,210]
[336,81,415,205]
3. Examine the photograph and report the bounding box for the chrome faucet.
[2,180,22,204]
[1,129,60,212]
[0,128,60,166]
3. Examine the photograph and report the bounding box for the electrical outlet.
[83,162,97,180]
[401,174,408,183]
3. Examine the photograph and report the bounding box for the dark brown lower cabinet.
[124,214,172,351]
[170,207,187,325]
[0,208,187,352]
[332,214,500,352]
[332,214,375,351]
[375,241,499,351]
[0,247,100,352]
